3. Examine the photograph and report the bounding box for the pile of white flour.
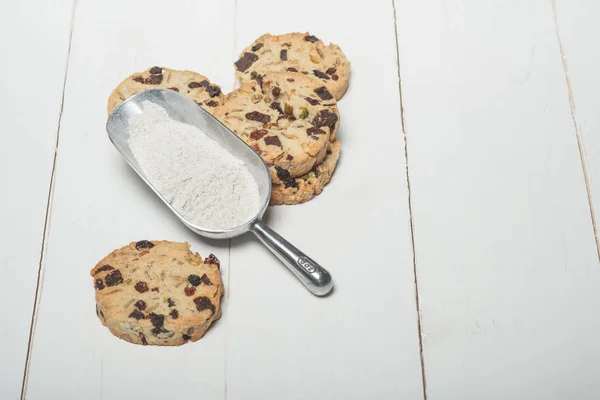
[127,100,260,231]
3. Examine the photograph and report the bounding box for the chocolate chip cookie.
[234,32,350,100]
[213,72,340,185]
[270,139,341,205]
[107,66,224,115]
[91,240,223,346]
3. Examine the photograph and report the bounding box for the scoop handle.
[251,220,333,296]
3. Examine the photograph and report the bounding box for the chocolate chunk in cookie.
[188,274,202,287]
[95,265,114,273]
[235,52,259,72]
[149,313,165,328]
[144,74,163,85]
[135,300,146,310]
[204,254,220,269]
[135,281,149,293]
[199,274,212,286]
[283,179,298,189]
[250,129,269,140]
[314,87,333,100]
[136,240,154,250]
[313,70,329,80]
[95,279,105,290]
[276,166,291,181]
[245,111,271,124]
[206,85,221,98]
[194,297,216,316]
[307,127,326,136]
[104,270,123,286]
[313,109,338,132]
[129,310,145,320]
[264,136,282,146]
[270,102,283,114]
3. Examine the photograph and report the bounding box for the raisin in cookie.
[270,139,341,205]
[91,240,223,346]
[214,72,340,185]
[235,32,350,100]
[107,66,224,115]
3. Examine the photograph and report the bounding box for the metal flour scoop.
[106,88,333,296]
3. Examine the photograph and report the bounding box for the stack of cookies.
[107,32,350,205]
[220,33,349,205]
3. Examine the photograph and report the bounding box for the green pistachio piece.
[299,107,308,119]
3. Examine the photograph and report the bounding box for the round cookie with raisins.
[107,66,224,115]
[234,32,350,100]
[214,72,340,185]
[91,240,223,346]
[270,139,341,205]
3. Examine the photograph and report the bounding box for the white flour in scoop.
[127,100,260,231]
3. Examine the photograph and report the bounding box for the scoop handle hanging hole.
[251,220,333,296]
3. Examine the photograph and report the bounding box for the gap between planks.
[392,1,427,399]
[19,1,78,398]
[552,0,600,262]
[224,239,232,400]
[224,1,238,398]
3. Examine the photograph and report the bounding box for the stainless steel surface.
[105,88,271,239]
[106,88,334,296]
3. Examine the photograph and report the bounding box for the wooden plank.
[553,0,600,257]
[0,1,74,398]
[24,1,235,398]
[225,1,424,399]
[395,0,600,398]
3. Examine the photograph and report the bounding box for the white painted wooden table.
[2,0,599,398]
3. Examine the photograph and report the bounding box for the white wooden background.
[2,0,599,398]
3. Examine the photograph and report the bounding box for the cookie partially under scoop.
[214,72,340,185]
[107,66,224,116]
[91,240,223,346]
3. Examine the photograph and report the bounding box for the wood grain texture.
[23,1,234,398]
[225,1,424,399]
[0,1,73,398]
[553,0,600,258]
[395,0,600,398]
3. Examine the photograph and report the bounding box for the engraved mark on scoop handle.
[297,257,316,273]
[251,220,333,296]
